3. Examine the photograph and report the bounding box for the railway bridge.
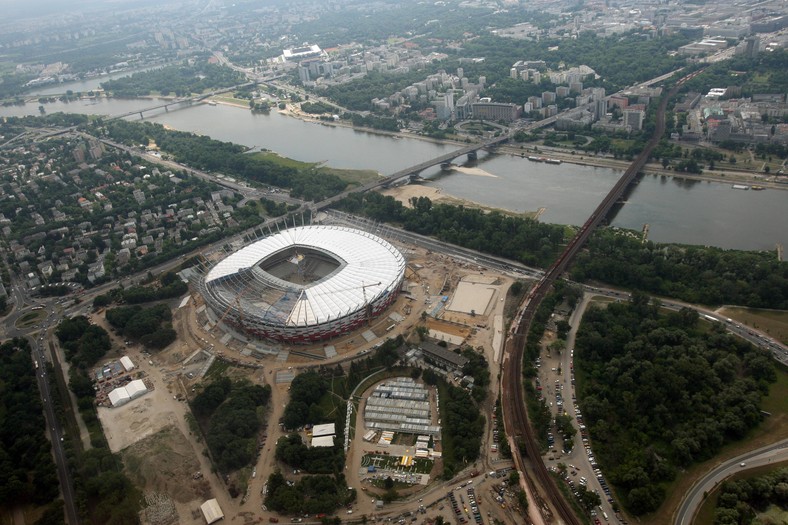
[499,72,689,525]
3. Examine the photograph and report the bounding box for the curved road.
[675,439,788,525]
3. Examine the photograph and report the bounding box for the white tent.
[120,356,135,372]
[311,435,334,447]
[125,379,147,399]
[108,388,130,407]
[312,423,336,437]
[200,499,224,524]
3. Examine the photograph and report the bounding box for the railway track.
[501,73,690,524]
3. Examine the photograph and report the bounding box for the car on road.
[740,462,746,467]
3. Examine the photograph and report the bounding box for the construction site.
[84,217,520,524]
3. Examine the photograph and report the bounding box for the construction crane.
[213,284,250,332]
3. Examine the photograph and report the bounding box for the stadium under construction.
[198,225,406,344]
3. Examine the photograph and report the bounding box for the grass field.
[211,94,250,106]
[694,460,788,525]
[719,306,788,345]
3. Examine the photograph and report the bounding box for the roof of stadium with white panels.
[203,226,406,328]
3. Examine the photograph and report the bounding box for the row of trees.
[100,62,245,97]
[97,120,350,202]
[420,369,485,479]
[460,347,491,402]
[0,338,60,509]
[191,376,271,473]
[105,304,176,350]
[574,295,777,515]
[118,272,187,305]
[571,229,788,309]
[338,193,567,268]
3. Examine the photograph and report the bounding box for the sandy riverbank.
[379,184,541,219]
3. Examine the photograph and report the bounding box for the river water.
[2,98,785,250]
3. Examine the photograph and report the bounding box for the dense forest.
[281,371,330,430]
[571,230,788,309]
[97,120,350,201]
[191,376,271,473]
[275,433,345,474]
[0,339,60,509]
[575,295,777,515]
[456,32,689,90]
[55,316,112,368]
[712,467,788,525]
[264,468,355,515]
[338,193,567,268]
[100,63,245,97]
[105,304,177,350]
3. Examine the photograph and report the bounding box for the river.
[1,98,785,251]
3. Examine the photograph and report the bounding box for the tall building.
[624,109,645,131]
[298,66,310,83]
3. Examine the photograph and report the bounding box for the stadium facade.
[199,225,406,344]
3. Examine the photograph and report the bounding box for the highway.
[3,292,80,525]
[675,439,788,525]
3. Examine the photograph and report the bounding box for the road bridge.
[313,114,559,210]
[102,82,256,121]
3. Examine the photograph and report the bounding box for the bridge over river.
[313,113,559,210]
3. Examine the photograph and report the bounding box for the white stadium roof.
[204,226,405,327]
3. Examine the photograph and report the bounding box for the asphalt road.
[675,438,788,525]
[9,299,81,525]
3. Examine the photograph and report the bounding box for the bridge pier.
[440,161,453,171]
[467,151,478,161]
[139,112,144,119]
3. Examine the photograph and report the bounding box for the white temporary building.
[311,435,335,447]
[200,498,224,524]
[108,388,131,407]
[120,356,135,372]
[125,379,147,399]
[312,423,336,437]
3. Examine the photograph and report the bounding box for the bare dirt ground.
[122,425,209,504]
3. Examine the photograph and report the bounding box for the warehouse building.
[364,378,440,437]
